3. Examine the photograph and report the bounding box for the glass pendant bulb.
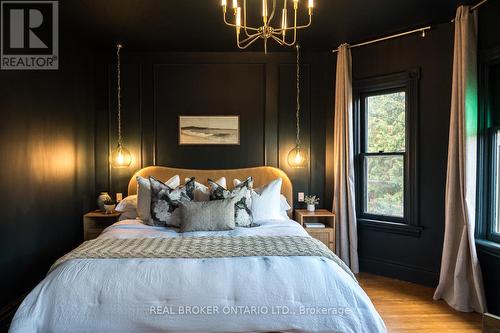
[110,143,132,168]
[287,144,308,168]
[110,42,132,168]
[288,44,307,169]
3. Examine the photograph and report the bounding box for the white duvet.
[10,218,386,333]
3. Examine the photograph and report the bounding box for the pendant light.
[110,43,132,168]
[287,44,308,168]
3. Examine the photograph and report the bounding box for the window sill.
[476,239,500,259]
[358,218,423,237]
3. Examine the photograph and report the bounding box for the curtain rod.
[331,0,489,53]
[331,26,431,53]
[471,0,488,11]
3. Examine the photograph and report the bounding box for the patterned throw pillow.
[208,176,254,227]
[186,177,226,202]
[149,177,195,227]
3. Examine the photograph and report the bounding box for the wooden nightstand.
[83,210,121,241]
[294,209,336,252]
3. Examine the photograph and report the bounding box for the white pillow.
[234,178,291,215]
[279,194,291,212]
[250,178,284,221]
[115,195,137,212]
[137,175,180,223]
[118,210,139,221]
[187,177,226,202]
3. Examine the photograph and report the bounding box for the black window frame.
[477,45,500,250]
[487,128,500,243]
[353,69,422,237]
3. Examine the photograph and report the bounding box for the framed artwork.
[178,115,240,145]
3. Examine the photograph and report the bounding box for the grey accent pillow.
[208,176,254,227]
[179,198,236,232]
[149,177,195,227]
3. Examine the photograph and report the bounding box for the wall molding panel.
[95,52,330,207]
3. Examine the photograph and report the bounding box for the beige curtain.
[333,44,359,273]
[433,6,487,313]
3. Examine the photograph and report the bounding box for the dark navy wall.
[0,38,95,324]
[94,52,331,211]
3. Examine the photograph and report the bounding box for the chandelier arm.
[243,0,253,37]
[275,14,312,32]
[223,9,259,30]
[238,32,262,44]
[280,8,297,46]
[237,33,262,49]
[270,34,285,45]
[268,0,277,25]
[282,30,297,46]
[294,15,312,29]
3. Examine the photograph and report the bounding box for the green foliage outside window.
[364,92,406,217]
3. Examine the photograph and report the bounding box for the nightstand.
[294,209,336,252]
[83,210,121,241]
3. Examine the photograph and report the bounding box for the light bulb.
[222,0,226,6]
[308,0,314,8]
[235,7,241,36]
[232,0,238,8]
[110,144,132,168]
[117,152,124,165]
[281,8,287,35]
[287,144,308,168]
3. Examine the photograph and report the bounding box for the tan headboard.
[128,166,293,210]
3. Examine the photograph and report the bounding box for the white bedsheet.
[10,218,386,333]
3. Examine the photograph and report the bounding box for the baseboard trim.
[360,256,439,287]
[483,313,500,333]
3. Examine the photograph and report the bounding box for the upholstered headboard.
[128,166,293,210]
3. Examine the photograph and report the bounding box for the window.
[364,92,406,218]
[488,129,500,242]
[477,48,500,250]
[495,130,500,234]
[354,70,421,236]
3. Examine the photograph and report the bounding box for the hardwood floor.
[358,273,482,333]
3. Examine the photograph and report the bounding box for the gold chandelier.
[221,0,314,53]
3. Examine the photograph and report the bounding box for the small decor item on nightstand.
[97,192,112,211]
[103,200,116,214]
[304,195,319,212]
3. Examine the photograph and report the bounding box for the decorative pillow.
[209,176,253,227]
[186,177,226,202]
[179,198,236,232]
[234,178,290,218]
[115,195,137,213]
[136,175,180,223]
[250,178,283,221]
[149,177,195,227]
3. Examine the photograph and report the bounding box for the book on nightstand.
[304,222,326,228]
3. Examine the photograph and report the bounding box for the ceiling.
[63,0,475,52]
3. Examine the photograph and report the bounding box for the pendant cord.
[116,43,122,146]
[296,43,301,147]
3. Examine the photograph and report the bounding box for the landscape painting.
[179,115,240,145]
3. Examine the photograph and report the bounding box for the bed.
[9,166,386,333]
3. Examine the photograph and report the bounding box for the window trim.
[477,45,500,246]
[486,127,500,243]
[353,69,422,237]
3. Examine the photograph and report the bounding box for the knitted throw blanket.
[50,236,355,280]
